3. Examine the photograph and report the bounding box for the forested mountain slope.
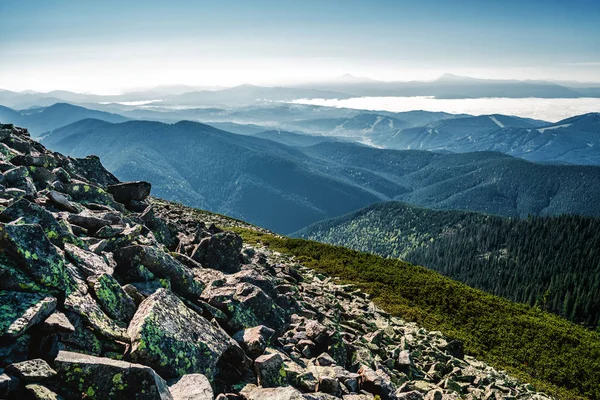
[294,201,600,327]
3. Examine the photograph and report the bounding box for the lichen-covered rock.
[92,273,137,323]
[0,291,56,338]
[64,180,119,208]
[107,181,151,203]
[66,155,119,187]
[0,199,68,246]
[63,276,128,342]
[54,350,173,400]
[0,223,66,290]
[192,231,243,273]
[169,373,213,400]
[239,384,304,400]
[114,245,204,299]
[128,288,249,379]
[4,358,57,382]
[255,353,286,388]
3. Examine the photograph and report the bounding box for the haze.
[1,0,600,94]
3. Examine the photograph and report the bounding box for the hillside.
[40,120,600,233]
[0,123,599,400]
[0,103,129,137]
[376,113,600,165]
[294,201,600,327]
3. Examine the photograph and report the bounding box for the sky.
[1,0,599,93]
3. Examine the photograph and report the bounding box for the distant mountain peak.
[435,73,474,82]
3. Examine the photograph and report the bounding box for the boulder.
[239,384,305,400]
[54,350,173,399]
[46,190,79,213]
[42,311,76,333]
[192,232,243,273]
[107,181,151,203]
[63,274,129,342]
[0,223,66,290]
[114,245,204,299]
[233,325,275,359]
[0,291,57,338]
[396,392,424,400]
[0,199,68,246]
[358,365,397,400]
[67,212,112,231]
[64,181,119,208]
[128,289,249,379]
[254,353,285,388]
[4,358,57,382]
[203,282,286,334]
[66,155,119,187]
[64,243,114,277]
[169,373,213,400]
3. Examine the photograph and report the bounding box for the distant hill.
[42,119,600,233]
[375,113,600,165]
[294,201,600,327]
[0,103,128,137]
[250,130,343,147]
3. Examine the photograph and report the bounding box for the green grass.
[230,227,600,400]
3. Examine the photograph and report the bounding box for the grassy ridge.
[232,227,600,400]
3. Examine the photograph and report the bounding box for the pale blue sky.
[1,0,599,93]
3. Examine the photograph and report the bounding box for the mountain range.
[294,73,600,98]
[375,112,600,165]
[40,118,600,233]
[3,74,600,110]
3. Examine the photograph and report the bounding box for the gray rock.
[233,325,275,359]
[4,358,57,382]
[67,212,112,231]
[316,352,336,367]
[169,373,213,400]
[240,384,305,400]
[42,311,76,333]
[46,190,78,212]
[54,350,173,399]
[192,231,243,273]
[107,181,151,203]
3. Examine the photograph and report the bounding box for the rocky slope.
[0,123,553,399]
